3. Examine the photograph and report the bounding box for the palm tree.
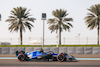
[84,4,100,45]
[6,7,36,45]
[47,9,73,45]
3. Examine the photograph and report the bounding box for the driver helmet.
[40,48,44,52]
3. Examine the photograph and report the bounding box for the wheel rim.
[57,54,65,62]
[18,54,25,61]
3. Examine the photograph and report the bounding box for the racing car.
[16,48,76,62]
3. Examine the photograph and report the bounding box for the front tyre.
[18,54,25,61]
[57,54,65,62]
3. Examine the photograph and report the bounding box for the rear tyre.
[57,54,65,62]
[18,54,25,61]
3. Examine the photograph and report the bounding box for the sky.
[0,0,100,40]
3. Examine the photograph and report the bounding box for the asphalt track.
[0,59,100,67]
[0,54,100,67]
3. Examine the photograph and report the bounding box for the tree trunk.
[59,22,61,45]
[20,28,22,45]
[19,20,23,45]
[97,22,99,45]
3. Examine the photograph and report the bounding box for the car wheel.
[57,54,65,62]
[18,54,25,61]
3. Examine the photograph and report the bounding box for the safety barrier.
[0,47,100,54]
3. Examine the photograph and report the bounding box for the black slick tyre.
[18,54,25,61]
[57,54,65,62]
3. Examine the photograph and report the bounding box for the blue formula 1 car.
[16,49,76,62]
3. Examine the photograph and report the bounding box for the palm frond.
[6,18,18,22]
[88,4,100,16]
[6,7,36,33]
[49,24,58,33]
[8,21,18,32]
[63,18,73,22]
[26,18,36,22]
[47,18,58,25]
[85,4,100,30]
[67,23,73,27]
[52,9,67,19]
[86,18,97,30]
[48,9,73,33]
[24,22,34,31]
[61,23,71,32]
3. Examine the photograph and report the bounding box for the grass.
[58,45,100,47]
[0,45,100,47]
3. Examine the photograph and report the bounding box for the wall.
[0,47,100,54]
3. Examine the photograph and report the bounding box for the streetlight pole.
[43,20,45,47]
[41,13,46,47]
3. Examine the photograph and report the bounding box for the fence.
[0,47,100,54]
[0,37,99,45]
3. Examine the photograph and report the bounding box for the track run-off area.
[0,59,100,67]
